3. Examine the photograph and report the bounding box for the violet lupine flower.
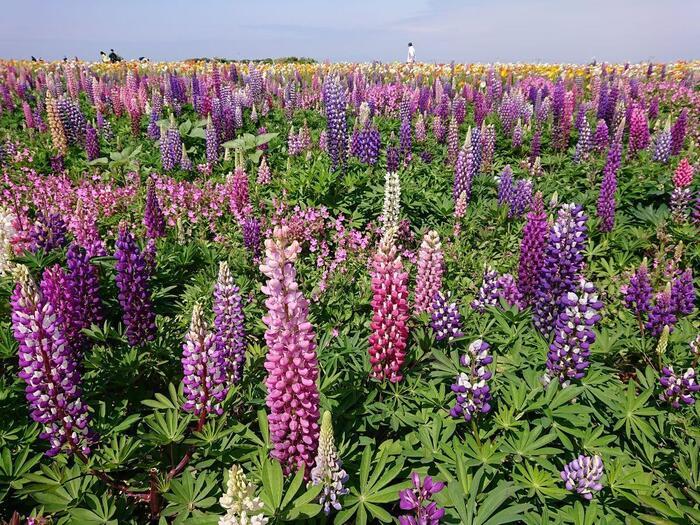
[30,212,67,253]
[660,366,699,408]
[84,124,100,161]
[518,192,548,306]
[471,268,522,312]
[161,121,181,171]
[481,124,496,173]
[369,239,410,384]
[544,279,603,386]
[510,179,533,219]
[512,119,523,149]
[353,124,381,165]
[670,109,688,156]
[497,165,514,207]
[398,473,446,525]
[144,180,166,239]
[561,455,604,500]
[206,116,219,166]
[260,227,320,476]
[671,269,695,316]
[450,339,493,421]
[529,129,541,165]
[596,139,622,232]
[574,115,591,163]
[386,147,400,173]
[213,261,246,383]
[431,292,463,342]
[652,121,672,164]
[533,204,588,335]
[399,118,412,163]
[182,303,228,417]
[11,265,92,456]
[646,285,677,337]
[414,113,427,143]
[453,130,474,202]
[322,76,348,172]
[622,261,653,320]
[180,144,193,172]
[114,225,156,346]
[310,411,349,515]
[413,231,444,315]
[593,119,609,151]
[66,243,103,346]
[242,217,262,259]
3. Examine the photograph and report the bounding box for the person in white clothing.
[407,42,415,64]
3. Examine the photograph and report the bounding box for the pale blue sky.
[1,0,698,63]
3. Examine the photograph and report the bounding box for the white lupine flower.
[219,465,268,525]
[0,206,17,275]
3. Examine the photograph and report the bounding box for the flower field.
[0,59,699,524]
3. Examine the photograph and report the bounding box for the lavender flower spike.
[214,261,246,383]
[561,455,604,500]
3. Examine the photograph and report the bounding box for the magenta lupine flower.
[257,156,271,184]
[645,285,677,337]
[593,119,609,151]
[11,265,92,456]
[369,239,410,383]
[627,104,650,157]
[670,109,688,156]
[322,76,347,172]
[518,192,548,305]
[228,167,250,223]
[660,366,699,408]
[622,261,653,320]
[673,158,694,188]
[544,279,603,386]
[398,473,445,525]
[213,261,246,383]
[182,302,228,417]
[671,269,695,316]
[40,264,83,355]
[561,455,604,500]
[533,203,588,335]
[84,124,100,161]
[450,339,492,421]
[413,231,444,315]
[30,212,67,253]
[114,225,156,346]
[144,180,166,239]
[596,139,621,232]
[430,291,463,342]
[260,227,320,476]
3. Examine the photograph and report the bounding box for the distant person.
[100,51,110,63]
[31,56,37,62]
[108,49,122,63]
[407,42,415,64]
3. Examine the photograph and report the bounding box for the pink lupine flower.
[413,231,444,315]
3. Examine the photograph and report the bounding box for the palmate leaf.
[20,463,96,513]
[602,382,661,445]
[502,423,562,462]
[257,458,322,521]
[162,469,219,524]
[0,445,42,500]
[69,493,119,524]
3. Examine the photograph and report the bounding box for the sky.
[1,0,698,63]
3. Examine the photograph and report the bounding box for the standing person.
[407,42,416,64]
[100,51,110,63]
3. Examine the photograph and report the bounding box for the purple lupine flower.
[511,119,523,149]
[213,261,246,383]
[480,123,496,173]
[446,117,459,166]
[144,180,166,239]
[450,339,493,421]
[660,366,699,408]
[322,76,348,172]
[574,115,591,163]
[40,265,82,355]
[544,279,603,386]
[652,122,672,164]
[472,268,522,312]
[182,303,229,416]
[596,139,622,232]
[30,212,67,253]
[57,96,87,145]
[242,217,262,259]
[386,146,400,173]
[518,192,548,305]
[510,179,533,219]
[453,130,474,202]
[671,269,695,316]
[399,118,412,163]
[114,225,156,346]
[180,144,193,172]
[645,285,677,337]
[430,291,463,342]
[622,261,653,320]
[206,116,219,166]
[670,109,688,156]
[66,243,103,348]
[561,455,604,500]
[470,126,482,174]
[497,165,514,207]
[432,115,446,143]
[532,204,588,335]
[161,121,181,171]
[529,129,541,164]
[84,124,100,161]
[398,473,446,525]
[147,110,160,140]
[593,119,609,151]
[11,265,92,456]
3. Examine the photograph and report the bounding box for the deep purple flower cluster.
[398,473,445,525]
[430,291,463,342]
[453,131,474,202]
[659,366,699,408]
[242,217,262,259]
[213,261,246,383]
[352,124,381,165]
[322,76,348,171]
[561,455,604,500]
[57,96,87,145]
[472,267,522,312]
[160,121,182,171]
[66,244,103,347]
[671,269,695,316]
[622,261,653,319]
[450,339,493,421]
[114,226,156,346]
[652,124,672,163]
[30,212,67,253]
[596,139,622,232]
[544,279,603,386]
[670,109,688,156]
[144,180,166,239]
[518,192,548,305]
[85,124,100,161]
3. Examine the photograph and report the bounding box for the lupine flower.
[529,129,541,164]
[517,192,548,305]
[323,76,348,171]
[310,411,349,515]
[593,119,609,151]
[219,465,268,525]
[369,238,410,383]
[597,139,622,232]
[690,334,700,357]
[257,156,271,185]
[242,217,262,259]
[11,265,92,456]
[671,269,695,316]
[386,146,400,173]
[144,180,166,239]
[399,118,412,163]
[114,225,156,346]
[671,159,695,222]
[622,260,653,320]
[497,166,514,207]
[627,104,649,156]
[472,267,522,312]
[673,158,694,188]
[646,284,677,337]
[413,231,444,315]
[260,227,320,475]
[446,117,459,165]
[561,455,604,500]
[65,244,103,343]
[381,171,401,235]
[84,124,100,161]
[481,123,496,173]
[30,212,67,253]
[450,339,493,421]
[206,115,219,166]
[659,366,699,408]
[182,302,228,417]
[652,120,672,163]
[574,115,591,162]
[544,279,603,386]
[431,291,463,342]
[509,179,533,219]
[533,204,588,334]
[398,473,446,525]
[414,113,426,143]
[670,109,688,156]
[0,206,16,275]
[453,129,474,202]
[180,144,193,172]
[214,261,246,383]
[46,92,68,155]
